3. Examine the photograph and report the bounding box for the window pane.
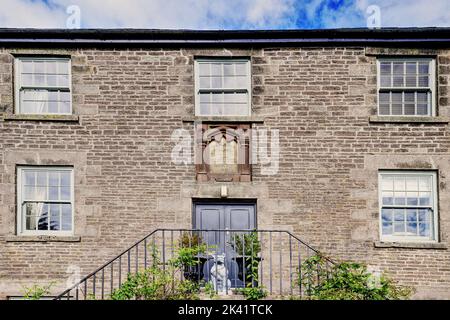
[406,192,418,205]
[380,75,391,87]
[26,215,37,231]
[235,63,247,76]
[381,175,394,190]
[418,209,429,222]
[394,222,404,233]
[57,61,69,74]
[405,62,416,74]
[49,186,59,201]
[60,101,71,114]
[61,172,71,186]
[380,62,391,75]
[391,93,402,115]
[394,209,404,221]
[382,222,393,235]
[379,104,389,115]
[22,61,33,73]
[382,191,394,205]
[61,204,72,231]
[37,205,49,231]
[418,76,429,87]
[393,62,403,75]
[60,186,71,201]
[393,76,404,87]
[407,222,417,234]
[24,186,35,200]
[381,208,392,222]
[419,223,430,236]
[418,62,429,74]
[210,64,222,76]
[404,103,415,115]
[419,176,431,191]
[24,171,35,185]
[34,61,45,74]
[406,209,417,222]
[49,172,59,187]
[223,63,234,76]
[198,63,210,76]
[419,192,431,206]
[393,176,405,190]
[36,172,47,186]
[200,103,210,115]
[405,177,418,191]
[49,204,61,231]
[417,104,428,115]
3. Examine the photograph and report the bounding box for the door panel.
[226,206,255,230]
[195,205,225,249]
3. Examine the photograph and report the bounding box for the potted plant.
[177,232,206,282]
[229,231,261,287]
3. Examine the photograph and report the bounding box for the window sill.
[5,235,81,242]
[2,114,80,122]
[369,116,449,124]
[374,241,447,249]
[182,116,265,123]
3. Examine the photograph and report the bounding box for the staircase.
[54,229,334,300]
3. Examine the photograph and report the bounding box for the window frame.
[14,56,73,115]
[376,57,436,117]
[16,166,75,236]
[194,58,252,116]
[378,170,438,243]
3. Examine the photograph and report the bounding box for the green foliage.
[202,281,217,299]
[231,231,267,300]
[111,245,201,300]
[180,232,202,248]
[170,243,207,269]
[230,231,261,256]
[22,282,54,300]
[239,286,267,300]
[298,255,413,300]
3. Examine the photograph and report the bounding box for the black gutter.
[0,28,449,46]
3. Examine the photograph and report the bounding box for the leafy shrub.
[299,255,413,300]
[23,282,54,300]
[239,286,267,300]
[231,231,267,300]
[111,245,201,300]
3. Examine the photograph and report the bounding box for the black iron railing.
[54,229,334,300]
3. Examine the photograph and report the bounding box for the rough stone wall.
[0,45,450,299]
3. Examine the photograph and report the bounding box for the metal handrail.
[54,228,334,300]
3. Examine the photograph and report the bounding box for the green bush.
[22,282,54,300]
[111,246,201,300]
[231,231,267,300]
[299,255,413,300]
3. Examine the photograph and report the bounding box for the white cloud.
[0,0,448,29]
[0,0,297,29]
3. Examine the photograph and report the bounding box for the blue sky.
[0,0,449,29]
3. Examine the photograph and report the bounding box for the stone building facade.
[0,28,450,299]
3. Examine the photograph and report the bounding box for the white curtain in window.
[29,187,47,230]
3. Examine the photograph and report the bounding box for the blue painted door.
[194,202,256,287]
